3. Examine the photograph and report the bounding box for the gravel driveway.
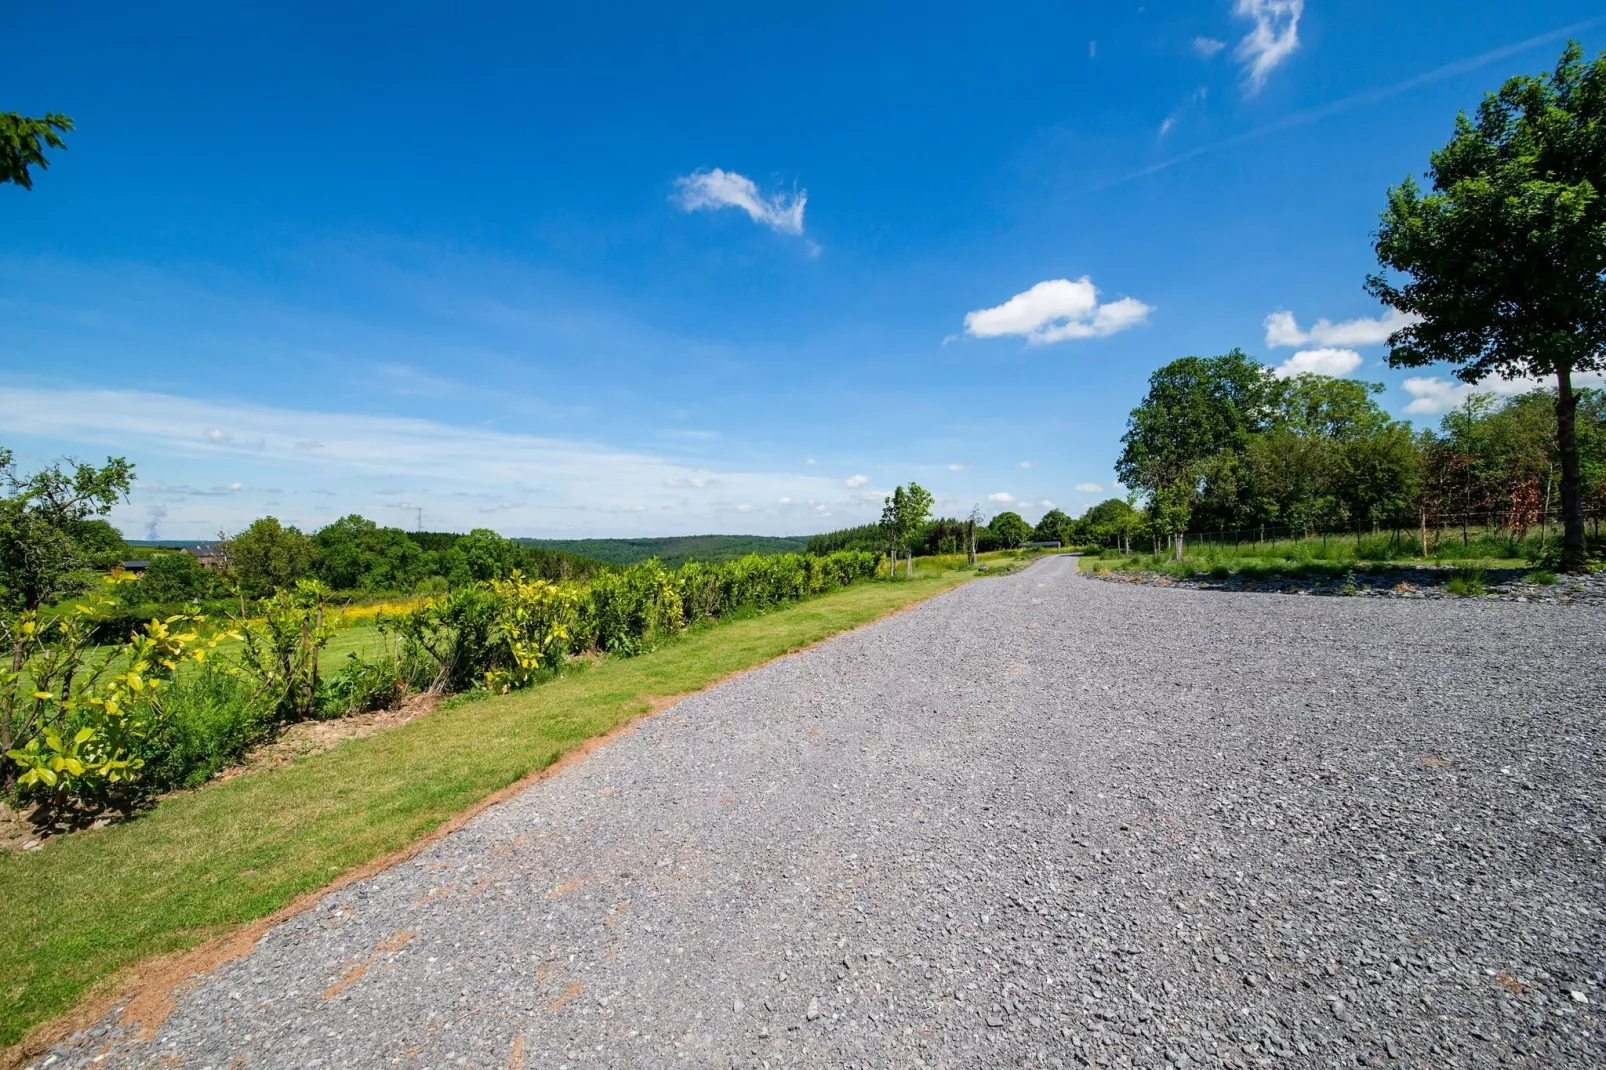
[37,555,1606,1068]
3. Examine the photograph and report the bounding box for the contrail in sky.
[1102,16,1606,189]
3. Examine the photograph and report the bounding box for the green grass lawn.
[0,569,976,1048]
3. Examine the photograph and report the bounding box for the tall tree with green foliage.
[225,517,315,598]
[1,112,73,189]
[312,514,433,591]
[1117,350,1275,551]
[1033,508,1072,544]
[987,511,1032,549]
[0,449,134,613]
[1367,42,1606,569]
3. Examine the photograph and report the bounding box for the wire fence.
[1160,505,1606,557]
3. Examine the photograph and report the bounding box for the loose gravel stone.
[1088,562,1606,603]
[33,556,1606,1068]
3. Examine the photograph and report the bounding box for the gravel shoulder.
[35,555,1606,1069]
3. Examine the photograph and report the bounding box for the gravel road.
[36,555,1606,1069]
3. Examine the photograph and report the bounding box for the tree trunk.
[1556,365,1586,571]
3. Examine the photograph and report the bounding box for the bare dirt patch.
[224,692,443,777]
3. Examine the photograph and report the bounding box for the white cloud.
[963,278,1152,345]
[1400,371,1606,415]
[778,496,791,504]
[227,481,244,491]
[1019,460,1033,469]
[1193,36,1227,59]
[204,427,231,443]
[1272,347,1364,379]
[947,463,966,471]
[987,492,1017,503]
[1233,0,1302,92]
[735,504,753,513]
[1039,499,1056,509]
[1074,482,1104,494]
[0,387,856,538]
[1158,86,1208,140]
[805,457,817,465]
[674,168,806,238]
[1264,307,1422,348]
[844,474,869,488]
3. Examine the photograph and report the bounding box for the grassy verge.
[0,569,975,1047]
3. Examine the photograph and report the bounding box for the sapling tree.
[1367,42,1606,570]
[878,483,934,577]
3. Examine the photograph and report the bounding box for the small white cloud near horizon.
[947,463,966,471]
[844,474,869,488]
[1234,0,1302,92]
[1273,347,1364,379]
[987,492,1017,503]
[778,496,791,504]
[204,427,231,443]
[1019,460,1033,469]
[1074,482,1104,494]
[674,168,807,238]
[1401,371,1606,415]
[1193,36,1227,59]
[1039,499,1056,509]
[735,504,753,512]
[1265,307,1421,348]
[963,277,1152,346]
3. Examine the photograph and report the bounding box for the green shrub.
[133,667,269,790]
[321,653,408,716]
[1446,567,1486,597]
[135,552,212,603]
[1525,569,1559,586]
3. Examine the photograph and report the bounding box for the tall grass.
[132,667,273,791]
[1083,528,1547,582]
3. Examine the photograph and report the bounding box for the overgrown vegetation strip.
[0,570,971,1050]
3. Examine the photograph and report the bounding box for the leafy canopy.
[1116,350,1275,493]
[226,517,315,598]
[0,448,134,612]
[1033,508,1072,543]
[0,113,73,190]
[878,483,934,552]
[138,552,211,604]
[987,511,1032,548]
[1367,42,1606,385]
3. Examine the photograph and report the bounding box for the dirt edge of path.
[0,574,983,1069]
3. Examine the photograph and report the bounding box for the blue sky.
[4,1,1604,540]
